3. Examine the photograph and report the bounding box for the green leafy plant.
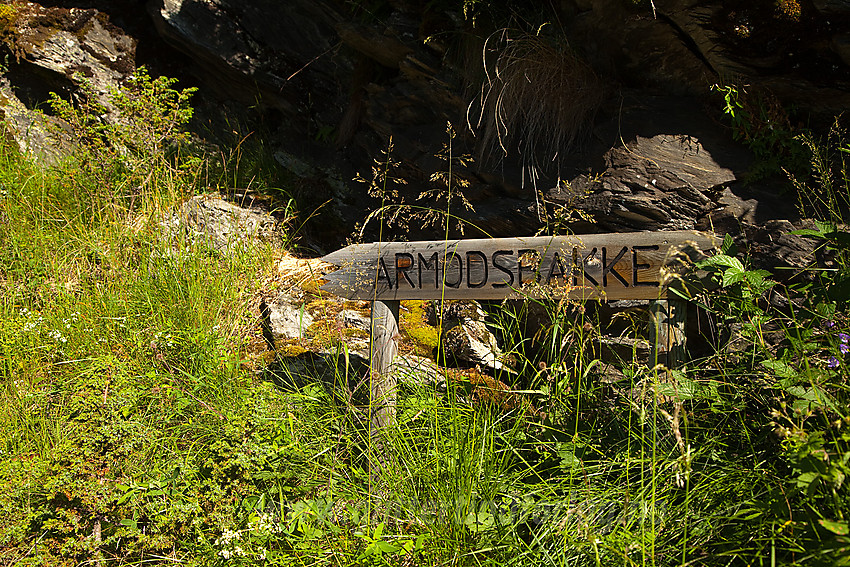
[684,234,774,349]
[714,83,808,181]
[48,66,199,216]
[792,221,850,306]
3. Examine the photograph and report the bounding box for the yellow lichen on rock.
[0,3,19,47]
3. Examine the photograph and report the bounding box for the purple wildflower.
[839,333,850,344]
[826,320,837,329]
[828,356,841,369]
[841,343,850,355]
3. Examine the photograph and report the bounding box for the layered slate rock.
[0,76,71,164]
[6,4,135,109]
[542,95,744,233]
[546,134,728,232]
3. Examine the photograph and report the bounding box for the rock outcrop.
[0,0,845,266]
[5,3,135,105]
[0,3,138,161]
[0,76,70,164]
[163,193,287,251]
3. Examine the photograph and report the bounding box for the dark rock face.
[149,0,346,111]
[813,0,850,14]
[0,75,71,164]
[8,4,135,100]
[0,0,847,272]
[570,0,850,116]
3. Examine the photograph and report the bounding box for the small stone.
[165,194,284,251]
[261,297,314,340]
[340,309,370,331]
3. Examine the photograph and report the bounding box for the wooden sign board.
[320,231,715,431]
[321,231,716,301]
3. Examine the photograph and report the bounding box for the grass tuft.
[470,30,604,186]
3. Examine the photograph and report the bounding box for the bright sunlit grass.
[0,71,849,567]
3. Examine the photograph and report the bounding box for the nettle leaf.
[655,378,706,401]
[464,511,495,532]
[722,268,746,288]
[701,254,744,271]
[557,445,581,470]
[746,270,773,285]
[720,233,739,256]
[796,471,820,489]
[815,219,838,235]
[761,359,797,379]
[787,385,837,413]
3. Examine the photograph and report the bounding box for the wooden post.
[649,299,687,370]
[370,299,399,430]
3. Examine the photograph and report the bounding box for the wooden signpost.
[321,231,716,428]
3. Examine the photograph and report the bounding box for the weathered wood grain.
[322,231,716,301]
[370,299,399,430]
[649,299,687,370]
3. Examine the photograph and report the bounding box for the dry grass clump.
[469,31,603,186]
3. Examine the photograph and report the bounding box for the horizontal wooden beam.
[321,231,715,301]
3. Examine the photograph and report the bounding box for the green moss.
[277,342,308,358]
[303,319,368,351]
[0,4,19,45]
[401,300,440,357]
[299,275,325,295]
[305,298,341,315]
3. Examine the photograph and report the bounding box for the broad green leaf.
[702,254,744,271]
[790,228,829,239]
[655,379,701,401]
[116,490,136,505]
[796,471,819,488]
[722,269,746,287]
[375,540,400,554]
[761,359,797,379]
[819,519,849,535]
